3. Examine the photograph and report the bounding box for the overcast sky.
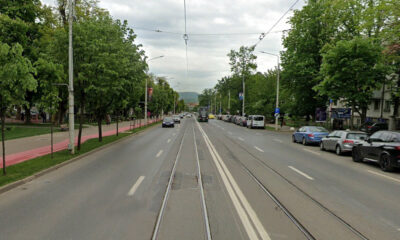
[42,0,304,93]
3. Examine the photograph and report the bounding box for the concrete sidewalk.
[0,119,159,167]
[265,123,294,132]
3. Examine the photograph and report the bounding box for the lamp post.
[68,0,75,154]
[260,51,280,131]
[145,55,164,124]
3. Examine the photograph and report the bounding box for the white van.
[247,115,265,129]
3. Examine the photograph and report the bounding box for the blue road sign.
[274,108,280,114]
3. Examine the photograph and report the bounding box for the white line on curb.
[367,170,400,184]
[303,148,321,156]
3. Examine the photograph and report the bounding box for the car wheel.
[302,138,307,146]
[352,148,362,162]
[380,154,394,172]
[320,142,325,151]
[335,145,342,155]
[292,135,296,143]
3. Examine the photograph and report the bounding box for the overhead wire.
[253,0,301,48]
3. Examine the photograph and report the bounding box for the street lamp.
[145,55,164,124]
[260,51,280,131]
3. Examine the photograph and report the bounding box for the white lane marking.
[238,137,245,141]
[167,138,171,143]
[127,176,145,196]
[254,146,264,153]
[228,131,233,135]
[273,139,283,143]
[288,166,314,180]
[156,150,163,158]
[221,127,225,130]
[303,148,321,156]
[197,122,271,240]
[367,170,400,184]
[192,127,212,240]
[173,133,176,136]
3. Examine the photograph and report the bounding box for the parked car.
[292,126,329,145]
[247,115,265,129]
[360,122,388,134]
[162,117,174,128]
[235,116,242,125]
[224,115,232,122]
[320,131,367,155]
[173,115,181,123]
[352,131,400,171]
[239,116,247,127]
[231,115,238,124]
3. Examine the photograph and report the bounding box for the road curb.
[0,122,160,195]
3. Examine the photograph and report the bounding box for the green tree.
[0,43,36,174]
[315,37,386,125]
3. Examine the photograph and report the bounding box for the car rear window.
[308,126,328,132]
[347,133,367,140]
[164,117,172,121]
[254,116,264,121]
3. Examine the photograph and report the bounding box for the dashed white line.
[197,122,271,240]
[367,170,400,184]
[288,166,314,180]
[221,127,225,130]
[228,131,233,135]
[254,146,264,152]
[238,137,245,141]
[156,150,163,158]
[273,139,283,143]
[303,148,321,156]
[127,176,145,196]
[167,138,171,143]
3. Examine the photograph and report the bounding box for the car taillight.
[395,146,400,151]
[343,140,354,144]
[367,126,372,129]
[308,134,314,137]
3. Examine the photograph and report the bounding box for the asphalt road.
[0,118,400,239]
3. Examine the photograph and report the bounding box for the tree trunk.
[116,111,119,136]
[16,106,21,120]
[77,93,85,150]
[51,117,53,159]
[1,108,6,175]
[98,116,103,142]
[24,105,31,124]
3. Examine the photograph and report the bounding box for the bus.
[198,107,209,122]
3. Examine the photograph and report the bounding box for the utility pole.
[145,55,164,123]
[228,90,231,114]
[219,94,222,114]
[68,0,75,154]
[242,73,245,117]
[214,94,217,114]
[260,51,280,131]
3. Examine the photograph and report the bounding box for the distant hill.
[179,92,199,104]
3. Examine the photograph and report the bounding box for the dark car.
[360,122,388,135]
[320,131,367,155]
[292,126,329,145]
[352,131,400,171]
[162,117,174,128]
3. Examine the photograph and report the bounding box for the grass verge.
[0,121,160,187]
[265,126,276,131]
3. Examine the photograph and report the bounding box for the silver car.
[320,131,367,155]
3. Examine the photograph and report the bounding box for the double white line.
[196,122,271,240]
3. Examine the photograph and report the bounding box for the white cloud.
[40,0,305,93]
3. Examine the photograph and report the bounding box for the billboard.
[331,108,351,119]
[315,107,327,122]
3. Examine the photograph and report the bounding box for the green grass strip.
[0,122,160,187]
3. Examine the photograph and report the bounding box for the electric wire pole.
[68,0,75,154]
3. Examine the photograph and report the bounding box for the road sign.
[274,108,280,114]
[274,113,280,118]
[239,92,243,100]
